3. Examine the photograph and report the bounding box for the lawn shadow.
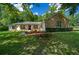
[0,42,24,55]
[31,34,53,55]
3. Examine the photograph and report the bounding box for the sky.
[30,3,49,15]
[75,6,79,14]
[14,3,79,16]
[14,3,50,15]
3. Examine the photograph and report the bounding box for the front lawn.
[0,31,79,55]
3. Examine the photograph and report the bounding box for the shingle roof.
[12,22,42,25]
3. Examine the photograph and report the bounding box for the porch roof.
[12,22,42,25]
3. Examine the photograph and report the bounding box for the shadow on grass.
[0,43,24,55]
[32,34,52,55]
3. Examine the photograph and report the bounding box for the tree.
[21,3,37,21]
[61,3,79,15]
[66,15,77,26]
[0,3,21,25]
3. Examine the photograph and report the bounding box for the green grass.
[0,31,79,55]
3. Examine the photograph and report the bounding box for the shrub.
[46,28,73,32]
[0,26,8,31]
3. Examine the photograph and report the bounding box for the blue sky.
[76,6,79,14]
[30,3,49,15]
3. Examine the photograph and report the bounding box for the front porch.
[9,22,45,32]
[16,24,41,32]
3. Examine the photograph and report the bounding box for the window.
[20,25,25,29]
[12,25,16,29]
[56,21,62,28]
[33,25,38,29]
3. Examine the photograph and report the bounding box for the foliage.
[46,28,73,32]
[49,4,57,14]
[0,3,39,26]
[61,3,79,15]
[21,3,39,21]
[67,15,78,26]
[0,26,8,31]
[0,3,21,25]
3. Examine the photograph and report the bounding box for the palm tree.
[61,3,79,15]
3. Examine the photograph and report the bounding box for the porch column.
[16,25,21,31]
[25,25,28,30]
[31,25,33,31]
[9,25,12,31]
[42,22,46,31]
[40,22,45,31]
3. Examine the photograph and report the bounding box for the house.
[9,13,70,32]
[45,13,69,31]
[9,22,45,32]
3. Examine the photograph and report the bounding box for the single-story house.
[9,22,45,32]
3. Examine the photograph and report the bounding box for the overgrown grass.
[0,31,79,55]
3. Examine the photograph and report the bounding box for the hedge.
[0,26,8,31]
[46,28,73,32]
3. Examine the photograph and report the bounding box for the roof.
[46,13,69,21]
[52,13,69,20]
[12,21,42,25]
